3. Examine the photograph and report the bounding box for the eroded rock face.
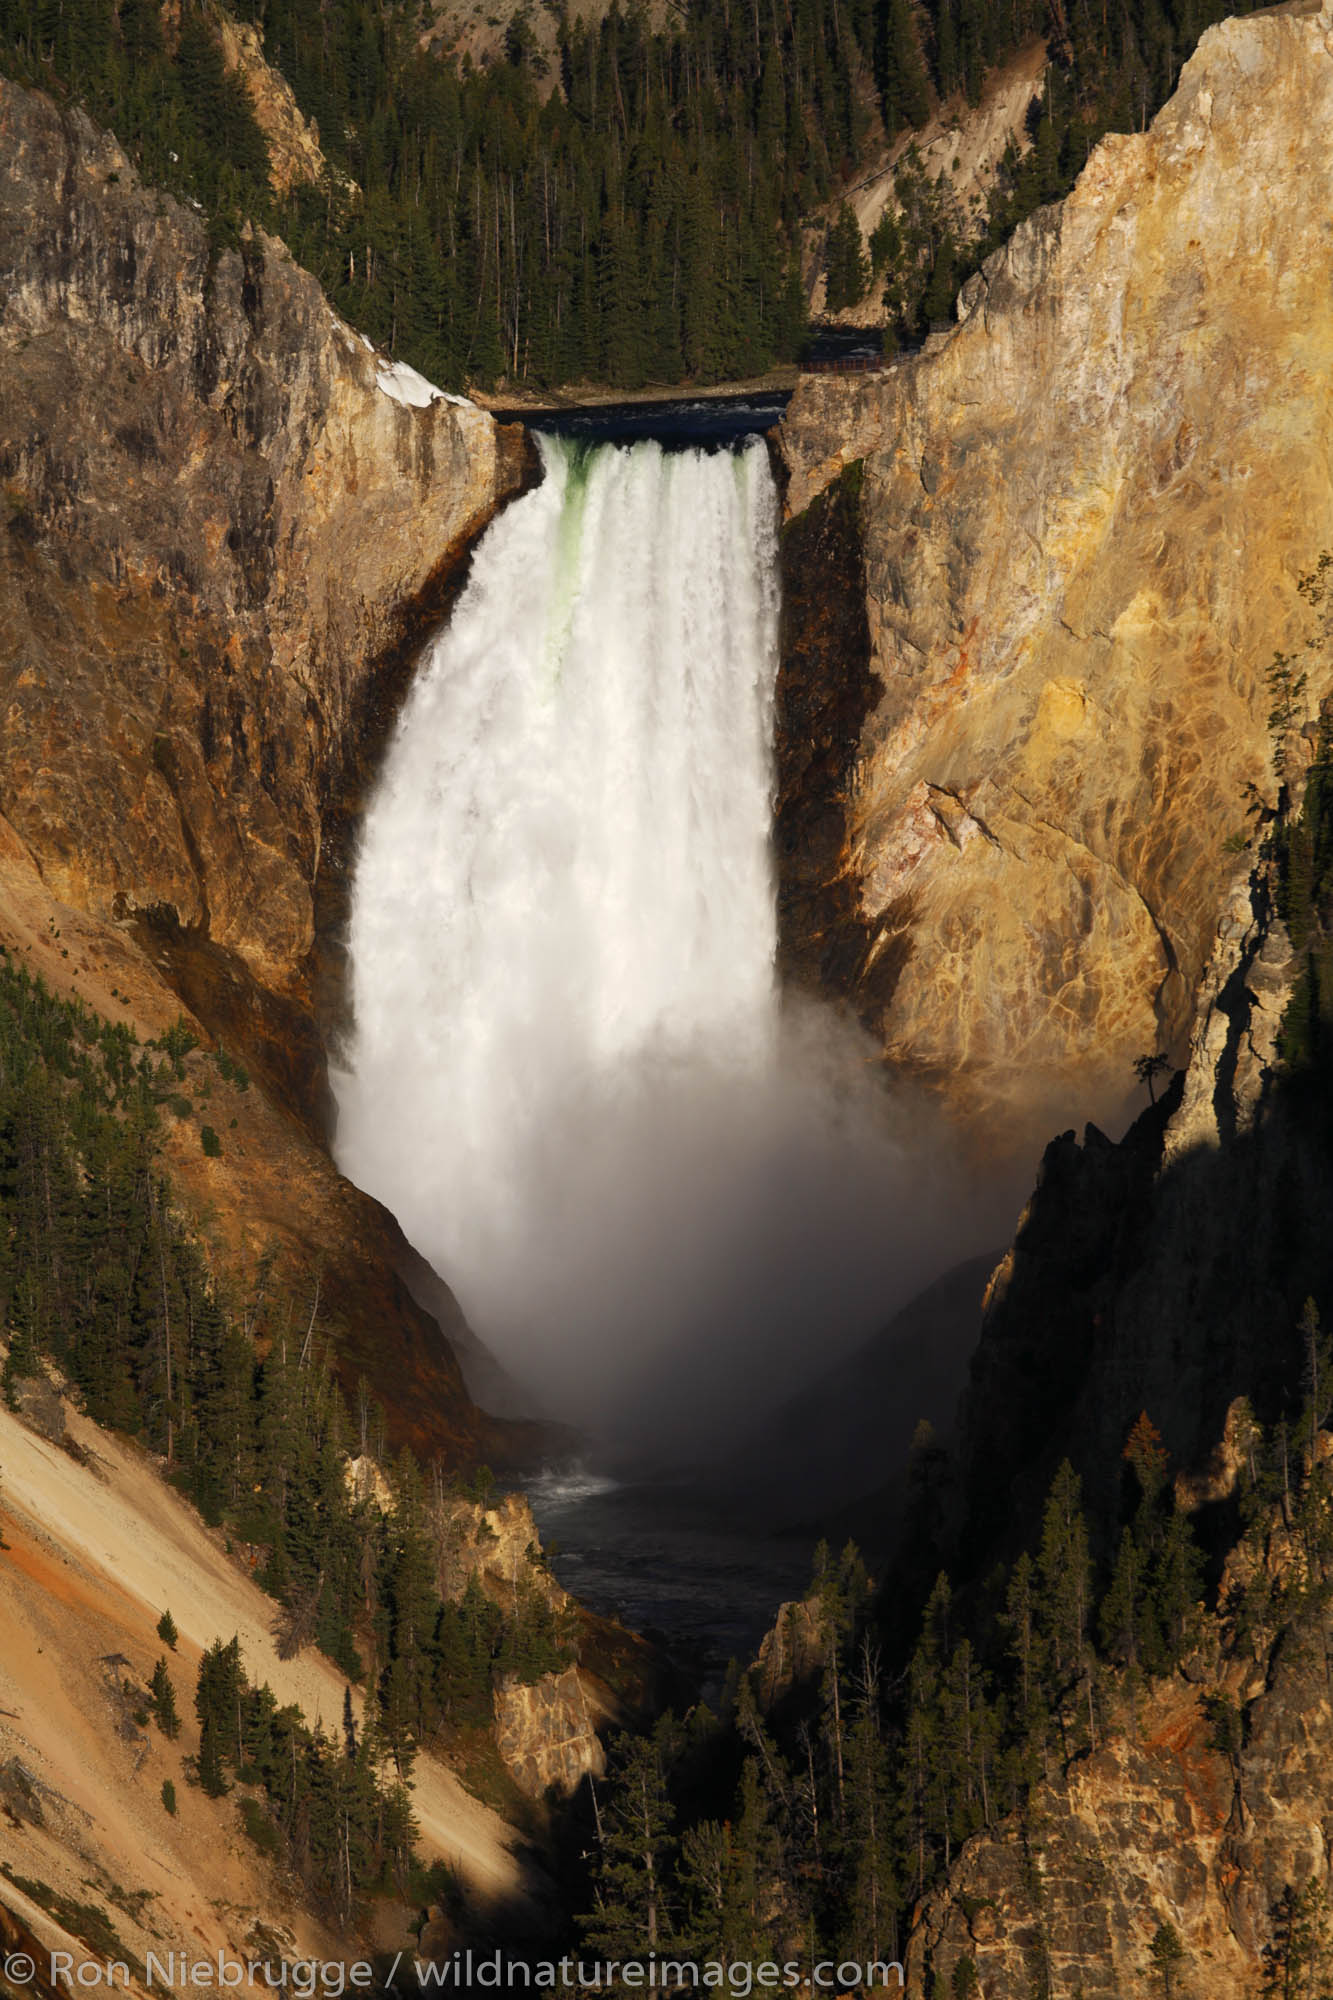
[777,1,1333,1142]
[493,1665,612,1799]
[951,844,1332,1565]
[907,1570,1333,2000]
[439,1492,569,1611]
[0,77,536,1455]
[895,723,1333,1999]
[904,903,1333,1998]
[753,1595,827,1710]
[0,76,529,1013]
[214,11,332,196]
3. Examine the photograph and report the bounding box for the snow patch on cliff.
[375,357,473,410]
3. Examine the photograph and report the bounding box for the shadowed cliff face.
[0,77,540,1458]
[947,845,1333,1563]
[891,777,1333,1992]
[777,0,1333,1146]
[856,730,1333,1997]
[774,459,884,1004]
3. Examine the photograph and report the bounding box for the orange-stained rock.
[778,2,1333,1146]
[0,75,530,1003]
[0,77,537,1458]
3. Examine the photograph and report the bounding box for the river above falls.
[491,390,791,449]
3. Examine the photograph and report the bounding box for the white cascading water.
[334,433,970,1453]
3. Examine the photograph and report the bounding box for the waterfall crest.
[333,432,975,1452]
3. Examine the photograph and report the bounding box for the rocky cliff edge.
[777,0,1333,1145]
[0,77,535,1453]
[0,76,529,1013]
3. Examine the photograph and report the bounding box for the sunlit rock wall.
[778,0,1333,1142]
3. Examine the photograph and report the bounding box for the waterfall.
[333,431,976,1454]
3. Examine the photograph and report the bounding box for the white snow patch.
[375,357,474,410]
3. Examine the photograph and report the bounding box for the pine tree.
[3,1271,44,1402]
[1099,1527,1146,1670]
[1037,1461,1092,1685]
[195,1636,244,1767]
[1149,1922,1185,1997]
[582,1723,679,1959]
[921,226,958,324]
[150,1657,181,1739]
[1124,1412,1170,1502]
[676,1764,781,1974]
[1266,1882,1331,2000]
[1003,1550,1045,1736]
[840,1653,897,1967]
[197,1712,227,1797]
[879,0,930,132]
[869,210,901,273]
[1150,1509,1204,1669]
[824,203,869,311]
[1300,1298,1333,1464]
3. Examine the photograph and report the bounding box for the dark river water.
[521,1463,817,1680]
[491,390,791,451]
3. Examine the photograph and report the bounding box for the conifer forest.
[0,0,1268,386]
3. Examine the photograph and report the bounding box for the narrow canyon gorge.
[3,1,1333,1988]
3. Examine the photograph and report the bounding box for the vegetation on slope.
[0,956,573,1919]
[0,0,1272,388]
[190,1633,422,1919]
[576,1379,1333,1981]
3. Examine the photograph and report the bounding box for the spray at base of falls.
[333,432,989,1459]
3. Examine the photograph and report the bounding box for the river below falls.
[521,1463,817,1685]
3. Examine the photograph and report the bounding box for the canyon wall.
[909,1606,1333,2000]
[777,0,1333,1143]
[782,29,1333,1967]
[895,678,1333,1997]
[950,856,1325,1555]
[0,74,528,1027]
[843,698,1333,1996]
[0,76,535,1455]
[493,1665,612,1798]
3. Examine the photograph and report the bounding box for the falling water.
[333,430,979,1459]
